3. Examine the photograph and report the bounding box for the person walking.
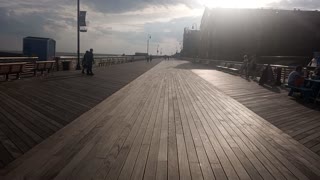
[249,55,257,79]
[81,51,89,74]
[86,48,95,75]
[241,55,249,77]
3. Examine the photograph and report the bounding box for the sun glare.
[198,0,271,9]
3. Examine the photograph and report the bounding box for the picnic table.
[305,78,320,102]
[286,78,320,102]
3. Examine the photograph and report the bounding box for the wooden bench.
[34,61,55,76]
[0,62,27,81]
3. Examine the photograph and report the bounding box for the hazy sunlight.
[198,0,277,9]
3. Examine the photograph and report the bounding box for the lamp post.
[147,34,151,55]
[76,0,81,70]
[157,44,159,55]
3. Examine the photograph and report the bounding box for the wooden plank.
[167,75,179,180]
[156,72,169,180]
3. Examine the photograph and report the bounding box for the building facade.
[192,8,320,61]
[181,28,201,58]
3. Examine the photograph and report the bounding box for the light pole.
[76,0,81,70]
[147,34,151,55]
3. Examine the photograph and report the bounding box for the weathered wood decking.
[0,59,161,167]
[191,63,320,156]
[1,60,320,180]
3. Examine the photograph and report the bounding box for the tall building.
[181,28,201,58]
[196,8,320,61]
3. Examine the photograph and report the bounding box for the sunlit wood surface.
[1,60,319,180]
[192,63,320,156]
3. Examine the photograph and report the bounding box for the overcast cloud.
[0,0,319,55]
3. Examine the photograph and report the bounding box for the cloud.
[0,0,202,55]
[268,0,320,10]
[83,0,201,13]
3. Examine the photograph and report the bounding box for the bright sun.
[198,0,271,9]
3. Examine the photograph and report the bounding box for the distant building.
[192,8,320,61]
[23,37,56,61]
[135,52,148,56]
[181,28,200,58]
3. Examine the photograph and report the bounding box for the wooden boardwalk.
[1,60,320,180]
[0,59,161,168]
[191,64,320,156]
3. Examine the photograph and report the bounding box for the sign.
[79,11,86,27]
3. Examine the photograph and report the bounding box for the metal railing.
[181,57,314,85]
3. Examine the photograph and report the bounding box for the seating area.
[217,62,245,74]
[285,79,320,103]
[0,61,57,81]
[33,61,55,76]
[0,62,27,81]
[186,57,320,104]
[98,57,139,67]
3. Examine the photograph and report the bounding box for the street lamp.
[76,0,81,70]
[147,34,151,55]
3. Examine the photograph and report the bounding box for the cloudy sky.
[0,0,319,55]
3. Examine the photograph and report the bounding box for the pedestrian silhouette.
[82,51,89,74]
[86,48,95,75]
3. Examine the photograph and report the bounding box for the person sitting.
[313,67,320,80]
[240,55,249,77]
[287,66,310,98]
[288,66,304,87]
[249,55,257,79]
[308,57,318,67]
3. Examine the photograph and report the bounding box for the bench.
[216,62,226,69]
[34,61,55,76]
[228,64,242,73]
[0,62,27,81]
[285,84,314,101]
[221,63,231,71]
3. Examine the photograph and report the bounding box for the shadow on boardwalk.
[0,59,161,168]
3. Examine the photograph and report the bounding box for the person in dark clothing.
[82,51,89,74]
[86,48,95,75]
[150,55,153,62]
[259,64,274,85]
[249,55,257,79]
